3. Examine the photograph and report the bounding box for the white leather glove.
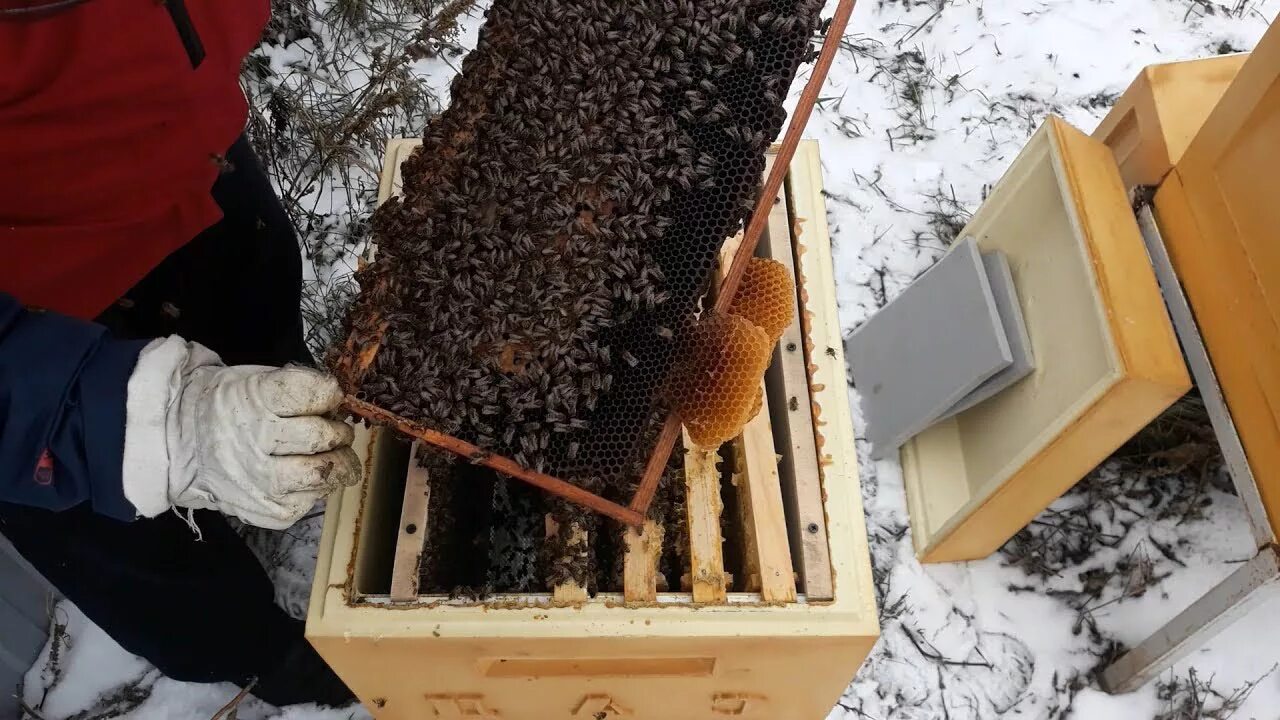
[122,337,361,530]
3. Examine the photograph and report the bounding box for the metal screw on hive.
[332,0,858,527]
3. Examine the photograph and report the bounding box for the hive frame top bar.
[341,0,858,525]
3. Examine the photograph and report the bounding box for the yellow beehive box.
[1093,53,1248,188]
[306,140,880,720]
[1152,20,1280,539]
[901,117,1191,563]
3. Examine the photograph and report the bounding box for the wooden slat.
[390,442,431,602]
[717,180,796,603]
[546,515,590,604]
[728,447,762,592]
[719,231,762,594]
[622,520,664,603]
[787,139,873,575]
[683,435,728,604]
[759,165,834,601]
[736,416,796,602]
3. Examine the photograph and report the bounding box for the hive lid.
[900,116,1190,564]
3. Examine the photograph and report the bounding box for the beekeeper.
[1,0,359,707]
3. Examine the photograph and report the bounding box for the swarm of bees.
[337,0,826,500]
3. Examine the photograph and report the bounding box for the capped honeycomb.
[727,257,795,343]
[337,0,825,502]
[666,259,795,449]
[667,310,773,449]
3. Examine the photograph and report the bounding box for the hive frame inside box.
[307,141,878,720]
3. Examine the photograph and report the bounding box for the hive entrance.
[332,0,854,522]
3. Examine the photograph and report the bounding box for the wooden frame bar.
[546,515,590,605]
[760,156,835,601]
[684,439,728,604]
[389,442,432,601]
[622,520,664,603]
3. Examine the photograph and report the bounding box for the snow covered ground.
[18,0,1279,718]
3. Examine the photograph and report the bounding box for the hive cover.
[901,117,1189,564]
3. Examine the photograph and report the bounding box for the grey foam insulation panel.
[935,250,1036,421]
[847,237,1013,460]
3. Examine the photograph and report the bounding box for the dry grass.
[1001,393,1229,650]
[1155,665,1278,720]
[241,0,480,357]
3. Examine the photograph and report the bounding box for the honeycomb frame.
[331,0,855,524]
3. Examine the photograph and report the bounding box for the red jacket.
[0,0,270,319]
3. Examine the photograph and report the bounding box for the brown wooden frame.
[336,0,858,526]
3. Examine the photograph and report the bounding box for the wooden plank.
[376,138,420,205]
[786,140,876,594]
[545,515,590,604]
[622,520,664,603]
[727,445,762,592]
[736,412,797,602]
[1156,21,1280,539]
[719,230,763,595]
[683,435,728,604]
[759,168,834,601]
[389,442,431,602]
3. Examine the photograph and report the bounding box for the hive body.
[308,141,878,720]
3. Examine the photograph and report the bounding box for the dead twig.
[210,678,257,720]
[901,626,994,669]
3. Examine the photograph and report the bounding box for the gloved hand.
[122,337,361,529]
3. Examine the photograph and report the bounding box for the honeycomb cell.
[726,257,794,344]
[666,310,774,449]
